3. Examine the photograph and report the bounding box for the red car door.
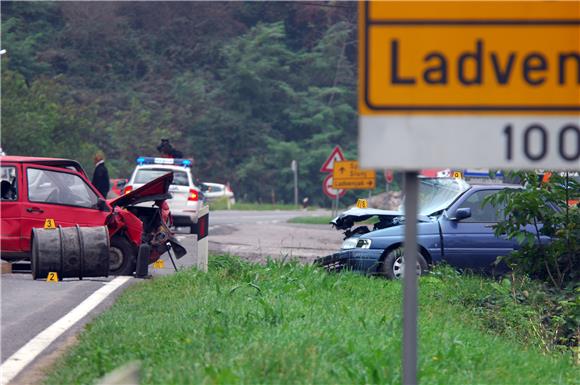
[20,164,110,253]
[1,162,22,254]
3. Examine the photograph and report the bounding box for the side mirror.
[451,207,471,221]
[97,198,110,212]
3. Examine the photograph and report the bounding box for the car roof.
[0,155,86,175]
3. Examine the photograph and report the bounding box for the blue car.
[315,178,538,279]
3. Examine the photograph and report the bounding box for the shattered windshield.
[417,178,470,216]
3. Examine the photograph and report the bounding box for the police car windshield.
[135,169,189,186]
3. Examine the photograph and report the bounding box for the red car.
[0,156,185,275]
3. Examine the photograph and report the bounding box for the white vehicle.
[124,157,203,233]
[201,182,235,205]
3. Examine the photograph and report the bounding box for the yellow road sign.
[47,272,59,282]
[333,161,376,189]
[360,1,580,113]
[358,1,580,170]
[43,219,56,229]
[333,179,376,190]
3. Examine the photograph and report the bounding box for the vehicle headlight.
[356,239,372,249]
[341,237,359,250]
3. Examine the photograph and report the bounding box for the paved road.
[1,209,338,384]
[1,238,200,385]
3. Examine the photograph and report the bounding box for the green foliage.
[485,171,580,288]
[287,215,333,225]
[430,266,579,357]
[1,3,361,204]
[44,257,579,385]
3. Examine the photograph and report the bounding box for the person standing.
[92,151,110,198]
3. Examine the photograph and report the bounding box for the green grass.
[287,215,333,225]
[45,257,579,385]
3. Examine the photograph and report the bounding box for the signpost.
[291,160,298,207]
[358,2,579,385]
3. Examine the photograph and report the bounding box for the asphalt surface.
[1,209,339,384]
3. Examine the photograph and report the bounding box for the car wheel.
[381,247,428,280]
[109,236,136,276]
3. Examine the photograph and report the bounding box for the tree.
[485,171,580,288]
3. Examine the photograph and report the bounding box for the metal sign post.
[291,160,298,208]
[403,171,419,385]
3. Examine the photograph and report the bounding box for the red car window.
[1,166,18,200]
[27,167,99,209]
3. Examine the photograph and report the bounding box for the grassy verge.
[45,257,578,385]
[287,215,333,225]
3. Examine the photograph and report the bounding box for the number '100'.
[503,123,580,162]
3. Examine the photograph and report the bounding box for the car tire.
[109,236,137,276]
[381,247,428,280]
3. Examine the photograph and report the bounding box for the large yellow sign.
[358,1,579,170]
[333,161,376,189]
[360,1,580,114]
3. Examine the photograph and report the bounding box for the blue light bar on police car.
[136,157,192,167]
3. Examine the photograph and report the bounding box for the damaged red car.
[0,156,185,275]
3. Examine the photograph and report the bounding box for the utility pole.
[291,160,298,208]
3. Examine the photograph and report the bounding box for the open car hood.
[331,208,404,230]
[109,172,173,208]
[332,207,431,234]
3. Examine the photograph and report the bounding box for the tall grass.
[45,257,579,385]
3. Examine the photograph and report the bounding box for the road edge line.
[0,276,132,385]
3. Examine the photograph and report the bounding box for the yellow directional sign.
[46,272,59,282]
[43,219,56,229]
[333,161,376,190]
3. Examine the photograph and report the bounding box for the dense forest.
[1,1,385,205]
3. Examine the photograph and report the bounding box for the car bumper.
[314,248,384,274]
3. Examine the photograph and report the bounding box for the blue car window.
[461,190,504,223]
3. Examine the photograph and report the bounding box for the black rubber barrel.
[31,225,110,280]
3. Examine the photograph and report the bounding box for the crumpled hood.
[331,207,430,231]
[109,172,173,208]
[331,208,403,230]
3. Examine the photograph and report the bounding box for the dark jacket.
[92,162,110,198]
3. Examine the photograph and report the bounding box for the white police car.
[124,157,203,233]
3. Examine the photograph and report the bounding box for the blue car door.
[440,189,514,271]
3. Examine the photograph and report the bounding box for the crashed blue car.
[315,178,539,279]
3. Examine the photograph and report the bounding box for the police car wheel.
[109,236,136,276]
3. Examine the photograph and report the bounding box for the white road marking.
[0,276,131,385]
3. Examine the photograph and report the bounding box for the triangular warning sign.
[320,146,345,172]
